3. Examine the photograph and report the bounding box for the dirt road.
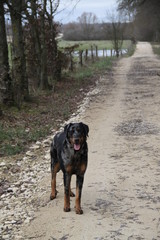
[20,42,160,239]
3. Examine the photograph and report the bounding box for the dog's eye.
[69,127,75,134]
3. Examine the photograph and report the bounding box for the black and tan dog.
[50,122,89,214]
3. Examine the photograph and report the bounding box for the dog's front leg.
[64,173,71,212]
[75,175,84,214]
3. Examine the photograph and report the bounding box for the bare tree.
[39,0,50,89]
[1,0,82,110]
[25,0,61,89]
[106,11,126,57]
[77,12,98,40]
[45,0,61,82]
[25,0,42,89]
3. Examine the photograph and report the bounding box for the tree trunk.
[25,0,42,89]
[50,21,61,81]
[79,50,83,66]
[0,0,13,105]
[10,0,29,107]
[85,49,88,61]
[39,0,49,90]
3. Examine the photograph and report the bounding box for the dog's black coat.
[50,122,89,214]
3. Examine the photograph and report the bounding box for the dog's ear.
[80,122,89,137]
[64,123,73,137]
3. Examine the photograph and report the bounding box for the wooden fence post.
[96,45,98,58]
[69,51,73,71]
[85,49,88,61]
[79,50,83,67]
[91,45,94,62]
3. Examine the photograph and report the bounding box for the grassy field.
[58,40,132,51]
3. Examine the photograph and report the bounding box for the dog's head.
[64,122,89,151]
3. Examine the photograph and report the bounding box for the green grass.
[69,57,112,84]
[152,43,160,56]
[93,57,112,70]
[58,40,132,51]
[125,43,136,57]
[1,144,22,156]
[73,68,94,81]
[0,123,50,156]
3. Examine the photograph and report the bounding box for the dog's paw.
[75,208,83,214]
[64,207,71,212]
[50,190,58,200]
[50,194,56,200]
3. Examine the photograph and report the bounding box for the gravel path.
[1,42,160,240]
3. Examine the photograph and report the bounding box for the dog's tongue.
[74,144,81,151]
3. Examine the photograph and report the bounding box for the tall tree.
[0,0,12,106]
[106,11,125,57]
[25,0,42,88]
[46,0,61,81]
[25,0,60,89]
[39,0,50,89]
[39,0,60,88]
[7,0,29,107]
[117,0,160,41]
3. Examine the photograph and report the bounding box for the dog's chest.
[62,148,87,174]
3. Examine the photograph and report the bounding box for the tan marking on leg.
[75,185,83,214]
[50,162,60,200]
[64,193,70,212]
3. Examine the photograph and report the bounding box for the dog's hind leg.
[50,161,60,200]
[50,144,60,200]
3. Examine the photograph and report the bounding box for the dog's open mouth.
[74,144,81,151]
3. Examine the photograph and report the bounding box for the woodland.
[0,0,160,156]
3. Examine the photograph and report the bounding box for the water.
[75,49,128,57]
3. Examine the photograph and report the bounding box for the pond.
[74,49,128,57]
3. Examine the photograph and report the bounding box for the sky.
[54,0,118,23]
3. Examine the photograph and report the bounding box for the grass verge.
[152,43,160,56]
[0,57,113,157]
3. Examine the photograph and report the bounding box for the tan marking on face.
[69,137,75,146]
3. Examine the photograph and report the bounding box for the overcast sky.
[54,0,118,23]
